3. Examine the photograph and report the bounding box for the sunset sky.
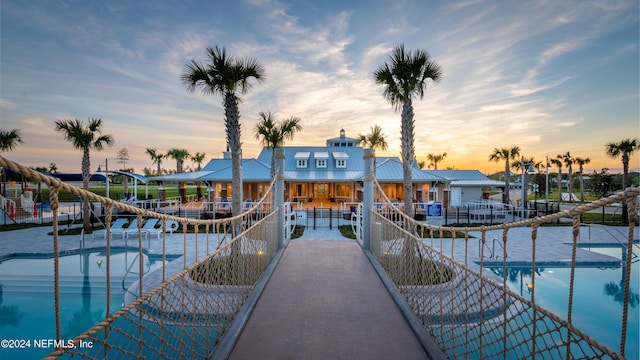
[1,0,638,175]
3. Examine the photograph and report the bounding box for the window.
[316,159,327,168]
[336,159,346,168]
[297,159,307,168]
[335,184,350,197]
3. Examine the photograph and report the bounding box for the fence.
[367,178,638,359]
[0,156,281,359]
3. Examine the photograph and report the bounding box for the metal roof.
[374,158,447,182]
[450,179,505,187]
[149,148,496,185]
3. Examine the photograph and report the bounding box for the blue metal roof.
[258,146,365,182]
[375,158,447,182]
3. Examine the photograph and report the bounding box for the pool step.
[0,274,136,295]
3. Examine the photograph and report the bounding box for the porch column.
[275,148,285,250]
[363,148,374,251]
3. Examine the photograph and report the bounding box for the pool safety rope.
[371,176,638,359]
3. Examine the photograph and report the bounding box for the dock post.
[363,149,374,250]
[275,148,285,250]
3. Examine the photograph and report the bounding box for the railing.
[0,156,280,359]
[367,178,638,359]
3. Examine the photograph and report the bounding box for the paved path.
[228,240,430,360]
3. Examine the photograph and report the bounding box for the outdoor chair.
[92,218,127,239]
[112,218,138,239]
[147,220,180,239]
[124,218,160,239]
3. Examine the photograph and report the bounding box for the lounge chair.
[124,218,160,239]
[112,218,139,239]
[92,218,127,239]
[147,220,180,239]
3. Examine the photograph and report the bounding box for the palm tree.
[552,156,564,201]
[145,148,165,175]
[426,152,447,170]
[605,139,639,191]
[357,125,389,153]
[374,44,442,218]
[489,146,521,205]
[357,124,388,174]
[574,156,591,202]
[182,45,265,219]
[605,138,639,223]
[191,152,207,171]
[511,157,541,204]
[54,118,114,231]
[166,148,190,173]
[561,152,574,202]
[254,111,302,180]
[0,129,24,152]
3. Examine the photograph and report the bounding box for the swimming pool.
[487,245,639,359]
[0,249,173,359]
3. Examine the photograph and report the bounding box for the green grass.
[338,225,356,239]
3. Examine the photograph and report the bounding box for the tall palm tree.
[54,118,114,231]
[191,152,207,171]
[552,156,564,201]
[606,139,639,191]
[357,124,388,174]
[574,156,591,202]
[511,157,540,202]
[357,125,389,153]
[426,152,447,170]
[190,152,207,200]
[182,45,265,218]
[145,148,165,175]
[489,146,521,205]
[0,129,24,152]
[561,152,574,202]
[374,44,442,218]
[166,148,190,173]
[605,138,639,223]
[254,111,302,180]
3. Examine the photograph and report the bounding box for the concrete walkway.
[228,240,431,360]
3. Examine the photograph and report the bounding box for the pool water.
[0,249,171,359]
[488,246,639,359]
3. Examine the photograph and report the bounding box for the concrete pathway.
[228,240,430,360]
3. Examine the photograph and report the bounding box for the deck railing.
[367,178,638,359]
[0,156,280,359]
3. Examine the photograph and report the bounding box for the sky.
[1,0,639,175]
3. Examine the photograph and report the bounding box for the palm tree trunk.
[81,148,91,231]
[225,96,243,219]
[504,160,510,205]
[557,171,562,202]
[400,99,415,219]
[568,168,573,202]
[622,156,629,223]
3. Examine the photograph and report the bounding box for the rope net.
[0,156,279,359]
[369,178,637,359]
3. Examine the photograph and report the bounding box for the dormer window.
[294,152,310,168]
[333,151,348,168]
[314,151,329,168]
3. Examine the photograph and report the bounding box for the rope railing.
[369,178,638,359]
[0,156,280,359]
